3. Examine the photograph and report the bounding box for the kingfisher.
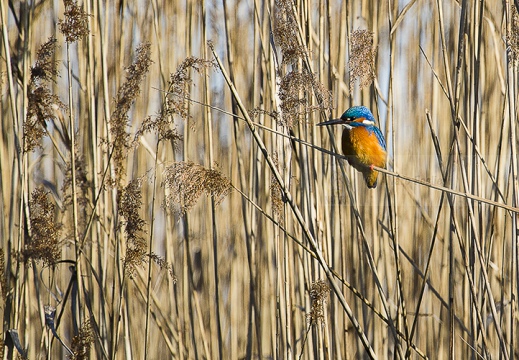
[317,106,387,188]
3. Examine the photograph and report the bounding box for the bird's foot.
[369,164,375,171]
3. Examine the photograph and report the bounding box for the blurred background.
[1,0,518,359]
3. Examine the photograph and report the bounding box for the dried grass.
[2,1,518,359]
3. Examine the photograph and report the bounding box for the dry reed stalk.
[2,0,519,358]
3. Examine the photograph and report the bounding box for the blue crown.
[341,106,376,122]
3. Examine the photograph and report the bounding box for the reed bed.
[1,0,518,359]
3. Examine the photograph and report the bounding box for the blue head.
[317,105,386,150]
[340,106,376,123]
[317,105,377,127]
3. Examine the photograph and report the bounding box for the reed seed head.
[23,188,61,266]
[349,29,376,91]
[59,0,90,43]
[507,6,519,66]
[167,57,216,122]
[270,153,285,221]
[110,42,153,188]
[307,279,330,325]
[278,70,332,128]
[70,319,94,360]
[163,161,232,214]
[274,0,308,64]
[25,38,66,153]
[119,178,147,279]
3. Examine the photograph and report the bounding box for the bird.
[317,106,387,188]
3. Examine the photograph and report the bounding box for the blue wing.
[371,126,386,150]
[348,122,386,150]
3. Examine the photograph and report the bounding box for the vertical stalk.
[66,39,82,335]
[144,141,160,359]
[386,1,409,358]
[206,34,223,360]
[506,2,519,358]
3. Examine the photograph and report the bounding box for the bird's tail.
[363,170,379,189]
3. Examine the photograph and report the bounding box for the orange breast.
[341,126,386,171]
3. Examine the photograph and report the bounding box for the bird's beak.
[316,118,344,126]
